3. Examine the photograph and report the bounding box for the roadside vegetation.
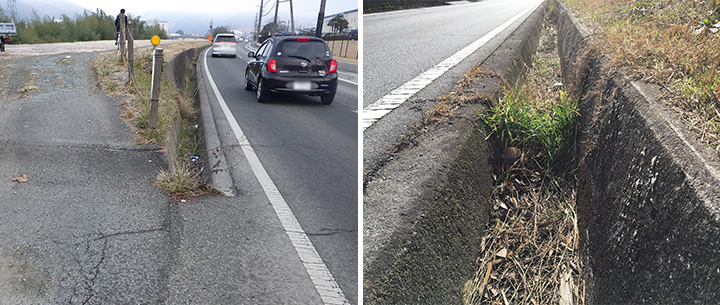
[563,0,720,155]
[464,7,585,304]
[0,8,166,44]
[93,41,214,198]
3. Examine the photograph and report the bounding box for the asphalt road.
[363,0,545,108]
[201,47,358,303]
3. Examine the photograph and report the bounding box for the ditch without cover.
[466,0,720,303]
[463,4,585,303]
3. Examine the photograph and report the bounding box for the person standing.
[115,9,127,45]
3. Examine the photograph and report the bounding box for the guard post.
[149,35,162,129]
[127,20,134,80]
[119,11,126,61]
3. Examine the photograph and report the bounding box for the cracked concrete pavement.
[0,50,172,303]
[1,42,353,304]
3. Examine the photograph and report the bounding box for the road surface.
[363,0,545,109]
[198,45,359,303]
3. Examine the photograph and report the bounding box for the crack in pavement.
[305,228,356,237]
[92,227,167,242]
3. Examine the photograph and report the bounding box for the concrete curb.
[556,1,720,303]
[339,61,357,74]
[196,47,235,196]
[363,2,547,303]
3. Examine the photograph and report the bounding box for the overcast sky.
[67,0,357,27]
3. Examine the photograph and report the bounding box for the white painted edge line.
[361,0,543,131]
[202,48,350,305]
[339,78,358,85]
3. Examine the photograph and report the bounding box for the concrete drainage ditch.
[364,0,720,303]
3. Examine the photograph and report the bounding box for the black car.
[245,36,338,105]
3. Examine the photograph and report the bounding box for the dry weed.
[466,14,584,304]
[563,0,720,150]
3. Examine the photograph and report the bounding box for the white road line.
[339,78,358,85]
[362,0,543,131]
[202,48,349,305]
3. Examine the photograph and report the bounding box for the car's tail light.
[328,60,337,74]
[297,37,310,42]
[268,59,277,73]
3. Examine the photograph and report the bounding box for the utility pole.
[271,0,279,37]
[289,0,295,34]
[256,0,264,42]
[314,0,326,38]
[6,0,16,20]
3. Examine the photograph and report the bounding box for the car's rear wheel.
[320,92,335,105]
[256,78,267,103]
[244,71,253,91]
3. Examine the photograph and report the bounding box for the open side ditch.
[464,2,585,303]
[363,1,548,304]
[465,0,720,303]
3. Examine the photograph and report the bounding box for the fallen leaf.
[12,174,28,183]
[496,248,508,258]
[559,269,573,305]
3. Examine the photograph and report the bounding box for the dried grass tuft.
[564,0,720,149]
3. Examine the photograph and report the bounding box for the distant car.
[211,33,238,58]
[245,36,338,105]
[349,29,358,40]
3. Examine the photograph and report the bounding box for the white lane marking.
[202,48,349,305]
[339,78,358,85]
[362,0,543,131]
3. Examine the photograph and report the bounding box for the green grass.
[483,87,578,169]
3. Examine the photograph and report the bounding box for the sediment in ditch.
[556,0,720,303]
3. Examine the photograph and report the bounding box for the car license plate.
[293,82,311,90]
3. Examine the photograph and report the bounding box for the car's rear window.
[278,41,331,58]
[215,36,235,42]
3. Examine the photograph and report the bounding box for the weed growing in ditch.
[92,42,213,198]
[465,12,584,304]
[483,87,578,169]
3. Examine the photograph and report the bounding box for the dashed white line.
[202,48,349,305]
[362,0,543,131]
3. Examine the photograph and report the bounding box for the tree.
[176,29,184,35]
[327,15,349,33]
[0,6,10,23]
[259,22,274,36]
[212,26,230,36]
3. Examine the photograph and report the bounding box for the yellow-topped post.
[151,35,161,48]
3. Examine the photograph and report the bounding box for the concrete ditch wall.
[363,2,547,303]
[556,1,720,303]
[160,45,206,169]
